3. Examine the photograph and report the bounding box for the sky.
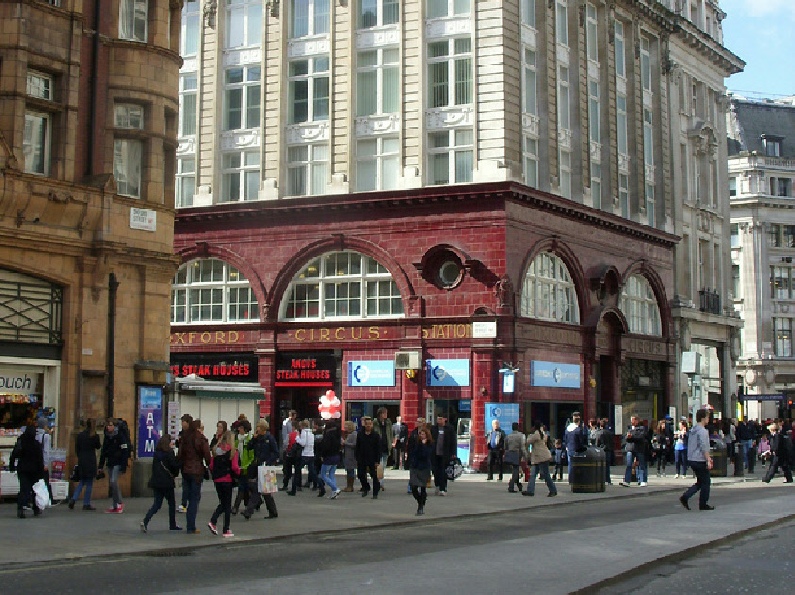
[720,0,795,99]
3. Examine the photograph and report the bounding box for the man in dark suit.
[430,415,456,495]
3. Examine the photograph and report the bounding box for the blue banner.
[137,386,163,459]
[426,359,470,387]
[347,360,396,387]
[530,361,581,389]
[484,403,520,435]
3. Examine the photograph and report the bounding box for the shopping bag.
[33,479,51,509]
[376,463,384,480]
[257,465,279,494]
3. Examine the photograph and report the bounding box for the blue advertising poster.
[347,360,396,387]
[137,386,163,458]
[530,361,581,389]
[484,403,520,435]
[426,359,470,387]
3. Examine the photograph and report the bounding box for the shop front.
[617,335,674,431]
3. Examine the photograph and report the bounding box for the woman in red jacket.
[208,430,240,538]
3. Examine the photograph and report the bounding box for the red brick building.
[171,181,676,466]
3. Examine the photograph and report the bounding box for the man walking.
[392,416,408,470]
[372,407,393,488]
[762,422,793,484]
[430,415,455,495]
[486,419,506,481]
[679,408,714,511]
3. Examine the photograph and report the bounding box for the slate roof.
[727,97,795,158]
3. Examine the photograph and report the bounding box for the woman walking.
[408,427,434,515]
[69,419,101,511]
[504,422,527,493]
[342,421,358,492]
[141,434,182,532]
[97,418,132,514]
[674,420,689,478]
[208,430,240,538]
[177,419,211,534]
[242,421,279,520]
[318,421,342,499]
[9,424,45,518]
[523,422,557,497]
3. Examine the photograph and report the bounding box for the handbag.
[445,457,464,481]
[257,465,279,494]
[287,441,303,459]
[376,463,384,480]
[69,464,80,482]
[95,469,106,480]
[33,478,51,509]
[504,450,520,466]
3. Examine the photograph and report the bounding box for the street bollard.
[733,443,745,477]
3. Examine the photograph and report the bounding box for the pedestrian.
[295,420,317,494]
[408,427,434,515]
[241,421,279,520]
[283,422,301,494]
[342,420,358,492]
[673,420,689,478]
[430,415,455,495]
[653,420,672,477]
[209,420,227,450]
[679,408,714,511]
[318,420,342,499]
[762,423,793,483]
[97,418,132,513]
[486,419,506,481]
[34,416,54,501]
[355,416,381,499]
[595,419,614,484]
[140,434,182,533]
[563,411,589,481]
[620,415,649,487]
[551,438,566,481]
[175,413,193,513]
[208,430,240,537]
[503,422,526,493]
[373,407,394,490]
[232,420,253,515]
[524,421,557,498]
[177,419,211,534]
[69,418,101,511]
[281,409,297,452]
[392,416,408,470]
[9,424,45,518]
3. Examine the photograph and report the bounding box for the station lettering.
[170,330,241,345]
[291,326,383,342]
[421,324,471,339]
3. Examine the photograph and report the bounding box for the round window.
[438,260,461,288]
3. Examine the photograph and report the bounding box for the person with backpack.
[241,421,279,520]
[140,434,181,533]
[97,418,132,514]
[762,422,793,484]
[208,430,240,537]
[9,424,45,518]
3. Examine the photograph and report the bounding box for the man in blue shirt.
[679,408,714,511]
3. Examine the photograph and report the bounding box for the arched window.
[619,274,661,336]
[171,258,259,324]
[520,252,579,323]
[282,251,404,320]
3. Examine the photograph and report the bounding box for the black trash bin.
[709,438,727,477]
[570,446,606,493]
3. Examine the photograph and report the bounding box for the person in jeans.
[208,431,240,538]
[97,418,132,513]
[430,415,455,495]
[523,422,557,498]
[141,434,181,533]
[679,408,714,511]
[620,416,649,487]
[673,420,689,478]
[175,414,193,513]
[318,420,342,499]
[69,418,101,511]
[177,419,211,534]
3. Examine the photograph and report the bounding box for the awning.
[175,378,265,400]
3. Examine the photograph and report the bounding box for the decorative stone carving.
[203,0,217,28]
[494,275,514,310]
[286,122,330,145]
[220,129,262,150]
[287,37,331,59]
[354,114,401,137]
[425,106,473,130]
[356,27,400,49]
[426,17,470,39]
[522,114,539,136]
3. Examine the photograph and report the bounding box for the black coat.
[75,430,101,479]
[10,426,44,479]
[430,423,456,462]
[98,429,132,471]
[355,430,381,466]
[148,449,180,490]
[319,426,342,462]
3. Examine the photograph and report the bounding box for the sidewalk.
[0,467,765,567]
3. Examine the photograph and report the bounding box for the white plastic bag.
[257,465,279,494]
[33,478,51,510]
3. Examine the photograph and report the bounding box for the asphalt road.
[0,484,791,595]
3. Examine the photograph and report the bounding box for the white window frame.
[358,0,399,29]
[559,148,571,199]
[522,47,537,116]
[588,79,600,144]
[556,0,568,47]
[520,251,580,324]
[181,0,200,56]
[521,0,536,28]
[179,73,198,137]
[616,93,628,156]
[23,112,51,175]
[523,136,538,188]
[591,163,602,210]
[289,56,330,124]
[225,0,262,48]
[115,103,145,129]
[619,173,629,219]
[427,0,471,19]
[356,136,400,192]
[176,156,196,208]
[171,258,260,324]
[221,150,260,202]
[290,0,330,38]
[113,139,143,198]
[428,37,472,108]
[356,47,399,117]
[224,66,261,130]
[119,0,148,42]
[586,3,598,63]
[26,71,53,100]
[558,64,570,131]
[774,318,792,357]
[640,35,652,92]
[614,20,626,78]
[428,128,473,185]
[281,251,404,321]
[620,274,661,336]
[287,142,329,196]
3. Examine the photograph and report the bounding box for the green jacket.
[234,433,255,471]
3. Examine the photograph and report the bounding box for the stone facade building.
[0,0,181,489]
[728,96,795,420]
[172,1,741,465]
